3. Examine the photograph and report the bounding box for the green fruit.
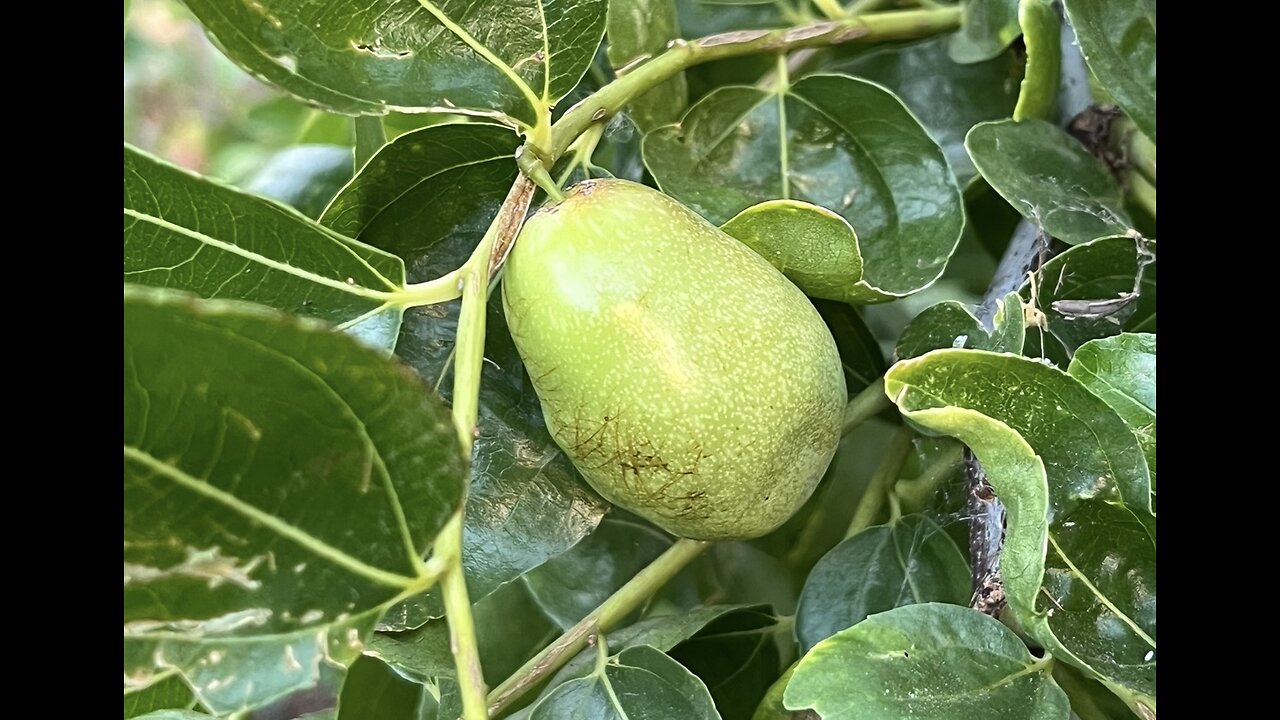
[502,179,847,540]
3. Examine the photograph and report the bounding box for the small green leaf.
[124,287,465,715]
[1063,0,1156,142]
[950,0,1022,63]
[815,300,887,397]
[785,603,1069,719]
[125,671,197,718]
[243,145,356,219]
[722,200,871,303]
[795,515,970,653]
[966,119,1131,244]
[529,645,721,719]
[321,124,521,263]
[827,37,1023,184]
[1023,235,1156,361]
[124,145,407,351]
[645,74,963,299]
[525,518,675,629]
[1069,334,1156,491]
[896,291,1025,360]
[886,350,1155,709]
[607,0,688,130]
[182,0,607,126]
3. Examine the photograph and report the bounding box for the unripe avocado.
[502,179,846,540]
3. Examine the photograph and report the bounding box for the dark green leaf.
[607,0,688,130]
[182,0,607,125]
[827,37,1022,184]
[525,518,675,629]
[950,0,1021,63]
[124,287,464,714]
[966,120,1131,244]
[785,603,1069,719]
[243,145,355,219]
[320,124,520,271]
[721,200,870,304]
[795,515,970,653]
[896,291,1025,360]
[814,300,887,397]
[511,605,774,718]
[886,350,1155,710]
[668,607,782,720]
[1063,0,1156,142]
[125,145,407,351]
[125,672,197,718]
[337,655,426,720]
[1023,235,1156,361]
[529,645,720,719]
[645,74,963,299]
[1068,333,1155,491]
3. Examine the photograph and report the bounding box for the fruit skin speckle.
[503,179,846,540]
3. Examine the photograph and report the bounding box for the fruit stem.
[486,538,712,716]
[543,6,963,162]
[1126,169,1156,220]
[841,377,892,436]
[517,146,565,202]
[437,511,489,720]
[845,426,914,537]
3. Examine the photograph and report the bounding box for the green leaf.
[243,144,356,220]
[1023,235,1156,361]
[966,120,1131,244]
[645,74,963,299]
[529,645,721,719]
[123,286,465,715]
[1063,0,1156,142]
[885,350,1155,710]
[795,515,970,653]
[1069,334,1155,492]
[785,603,1069,719]
[668,610,781,720]
[815,300,887,397]
[320,124,521,262]
[133,712,214,720]
[337,655,427,720]
[125,671,197,718]
[181,0,608,126]
[829,37,1022,184]
[525,518,676,629]
[950,0,1021,63]
[896,291,1025,360]
[721,200,870,304]
[607,0,688,130]
[123,144,406,352]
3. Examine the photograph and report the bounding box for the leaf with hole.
[124,145,407,352]
[123,286,464,715]
[182,0,607,126]
[644,74,963,300]
[785,603,1070,719]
